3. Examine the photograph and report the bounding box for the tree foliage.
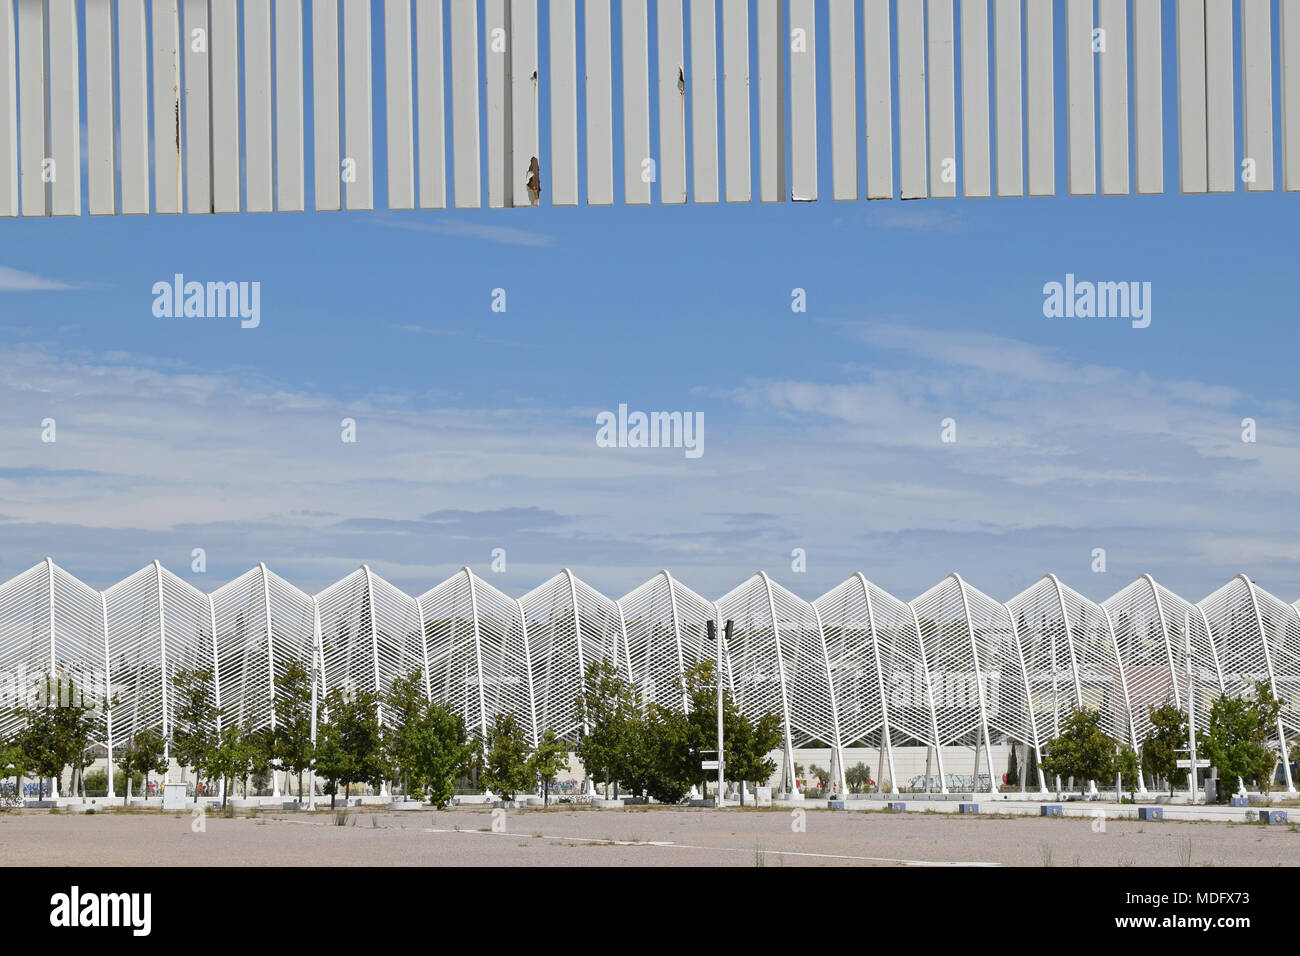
[478,713,531,801]
[1042,707,1127,794]
[1201,681,1281,799]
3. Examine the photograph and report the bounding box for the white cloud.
[0,266,82,292]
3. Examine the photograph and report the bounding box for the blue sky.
[1,0,1298,606]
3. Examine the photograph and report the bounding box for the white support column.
[908,603,947,792]
[563,569,589,736]
[46,558,58,798]
[954,576,997,793]
[308,598,321,810]
[361,565,386,796]
[207,593,221,801]
[414,594,431,702]
[154,561,169,785]
[1240,575,1297,795]
[857,574,897,794]
[1005,601,1047,794]
[1100,603,1145,794]
[1143,574,1181,710]
[463,568,489,741]
[758,573,799,795]
[662,571,689,711]
[260,562,279,797]
[1195,604,1227,695]
[101,592,114,798]
[515,599,539,748]
[810,602,847,794]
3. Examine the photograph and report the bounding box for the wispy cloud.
[0,266,83,292]
[372,214,557,248]
[866,205,967,234]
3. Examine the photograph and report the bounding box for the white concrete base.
[388,800,423,811]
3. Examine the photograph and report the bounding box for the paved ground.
[2,805,1297,866]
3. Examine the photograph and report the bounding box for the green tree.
[1201,681,1282,800]
[1041,707,1123,796]
[620,705,694,805]
[573,660,639,796]
[171,668,220,801]
[316,689,385,801]
[1142,700,1197,796]
[208,724,254,808]
[1116,743,1140,800]
[270,661,315,800]
[15,674,98,799]
[407,699,473,808]
[478,713,530,801]
[845,762,873,794]
[382,670,428,797]
[119,728,168,799]
[527,728,568,806]
[727,710,781,803]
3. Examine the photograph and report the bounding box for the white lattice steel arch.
[4,561,1299,798]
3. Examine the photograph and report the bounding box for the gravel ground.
[1,806,1296,866]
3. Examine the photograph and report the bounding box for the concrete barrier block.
[827,800,846,810]
[959,803,978,814]
[1137,806,1163,821]
[886,801,907,812]
[1041,805,1063,817]
[1260,809,1288,825]
[1229,796,1249,807]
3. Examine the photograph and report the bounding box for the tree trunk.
[740,780,745,806]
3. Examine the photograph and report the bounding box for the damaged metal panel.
[657,0,687,204]
[510,0,538,207]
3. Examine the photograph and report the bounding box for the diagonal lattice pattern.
[3,560,1298,795]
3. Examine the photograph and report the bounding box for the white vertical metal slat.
[1283,0,1300,191]
[118,0,150,214]
[689,0,719,204]
[1176,0,1208,193]
[960,0,990,199]
[1204,0,1234,192]
[827,0,854,201]
[343,0,373,210]
[484,0,509,208]
[85,0,116,215]
[1132,0,1162,194]
[1025,0,1054,196]
[275,0,305,212]
[1240,0,1272,193]
[312,0,341,211]
[17,0,45,216]
[585,0,613,205]
[658,0,687,204]
[510,0,538,207]
[1098,0,1128,195]
[864,0,892,199]
[0,0,13,217]
[622,0,650,204]
[151,0,182,213]
[46,0,78,216]
[1065,0,1095,195]
[210,0,240,212]
[789,0,817,201]
[993,0,1022,197]
[384,0,415,209]
[550,0,578,206]
[245,0,274,212]
[927,0,956,199]
[450,0,480,208]
[993,0,1024,196]
[756,0,784,202]
[417,0,447,209]
[721,0,749,202]
[897,0,927,199]
[183,0,210,213]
